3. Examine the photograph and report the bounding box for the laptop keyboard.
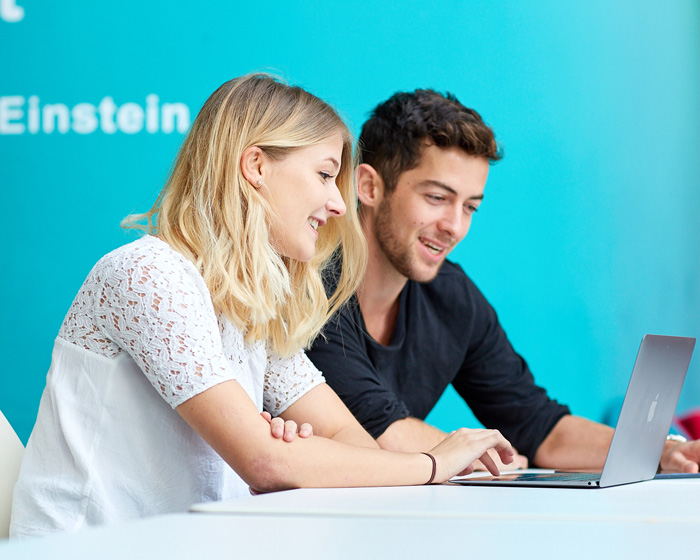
[514,472,601,482]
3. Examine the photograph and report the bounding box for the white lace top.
[11,236,324,537]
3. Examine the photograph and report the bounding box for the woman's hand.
[251,412,314,493]
[472,448,528,472]
[428,428,515,482]
[180,381,510,491]
[260,411,313,442]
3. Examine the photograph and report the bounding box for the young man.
[307,89,700,472]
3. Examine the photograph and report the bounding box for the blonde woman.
[11,75,513,538]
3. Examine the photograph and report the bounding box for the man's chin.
[384,248,445,284]
[408,260,444,284]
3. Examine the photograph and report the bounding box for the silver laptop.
[453,334,696,489]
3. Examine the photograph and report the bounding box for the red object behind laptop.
[677,409,700,440]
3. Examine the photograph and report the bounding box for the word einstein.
[0,95,191,135]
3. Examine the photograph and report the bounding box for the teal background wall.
[2,1,698,443]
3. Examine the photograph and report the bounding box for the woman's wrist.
[420,452,437,484]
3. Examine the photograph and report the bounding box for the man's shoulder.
[411,260,488,315]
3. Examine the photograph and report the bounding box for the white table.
[192,476,700,523]
[2,477,699,559]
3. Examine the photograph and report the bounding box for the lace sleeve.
[93,244,234,408]
[263,350,326,415]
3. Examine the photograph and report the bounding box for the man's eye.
[465,205,479,214]
[427,195,445,203]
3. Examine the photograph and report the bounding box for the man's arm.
[533,415,613,469]
[306,308,413,440]
[308,326,528,469]
[376,417,446,452]
[534,414,700,473]
[308,281,529,469]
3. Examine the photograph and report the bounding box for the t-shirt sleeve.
[307,303,411,438]
[263,349,326,415]
[451,280,570,461]
[93,246,235,408]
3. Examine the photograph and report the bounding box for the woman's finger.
[270,417,285,438]
[299,423,313,438]
[283,420,298,442]
[478,450,501,477]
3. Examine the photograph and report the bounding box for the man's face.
[374,145,489,283]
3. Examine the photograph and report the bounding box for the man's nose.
[437,204,466,239]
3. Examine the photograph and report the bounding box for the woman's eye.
[319,172,332,182]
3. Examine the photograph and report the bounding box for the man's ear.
[356,163,385,207]
[240,146,266,188]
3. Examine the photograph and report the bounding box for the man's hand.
[260,411,313,442]
[659,439,700,473]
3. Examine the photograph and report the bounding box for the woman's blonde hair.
[124,74,366,356]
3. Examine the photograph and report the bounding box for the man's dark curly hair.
[359,89,502,193]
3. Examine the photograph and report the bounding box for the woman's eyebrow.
[322,157,340,171]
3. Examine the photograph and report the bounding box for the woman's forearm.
[177,379,512,492]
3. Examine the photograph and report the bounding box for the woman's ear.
[240,146,265,188]
[356,163,385,207]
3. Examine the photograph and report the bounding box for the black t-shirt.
[307,260,570,461]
